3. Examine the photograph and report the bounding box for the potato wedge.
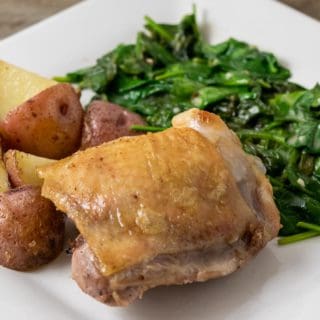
[0,186,64,271]
[0,83,84,159]
[0,61,84,159]
[4,150,56,187]
[0,139,10,192]
[0,60,56,119]
[0,160,10,192]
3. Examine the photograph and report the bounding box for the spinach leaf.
[59,9,320,243]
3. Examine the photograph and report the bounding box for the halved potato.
[0,61,84,159]
[0,141,10,192]
[4,150,56,187]
[0,134,64,271]
[0,161,10,192]
[0,60,57,119]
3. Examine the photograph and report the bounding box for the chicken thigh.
[38,108,280,306]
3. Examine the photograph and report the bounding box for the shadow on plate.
[124,247,280,320]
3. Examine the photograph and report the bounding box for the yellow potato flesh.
[0,161,10,192]
[0,60,56,119]
[4,150,56,187]
[0,143,10,192]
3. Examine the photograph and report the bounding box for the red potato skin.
[0,83,84,159]
[81,101,146,149]
[0,186,65,271]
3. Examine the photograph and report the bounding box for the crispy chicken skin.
[38,108,280,306]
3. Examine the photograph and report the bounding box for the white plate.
[0,0,319,319]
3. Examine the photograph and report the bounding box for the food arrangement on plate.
[0,9,319,306]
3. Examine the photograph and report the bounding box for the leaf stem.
[155,71,184,80]
[131,125,166,132]
[278,231,320,245]
[297,221,320,233]
[144,16,173,42]
[53,76,70,82]
[237,130,288,146]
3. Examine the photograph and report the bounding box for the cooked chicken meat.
[38,108,280,306]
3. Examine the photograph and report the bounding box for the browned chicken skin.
[38,108,280,306]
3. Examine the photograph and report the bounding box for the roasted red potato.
[0,186,64,271]
[4,150,56,188]
[0,61,83,159]
[81,101,146,149]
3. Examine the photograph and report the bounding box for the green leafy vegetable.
[59,9,320,243]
